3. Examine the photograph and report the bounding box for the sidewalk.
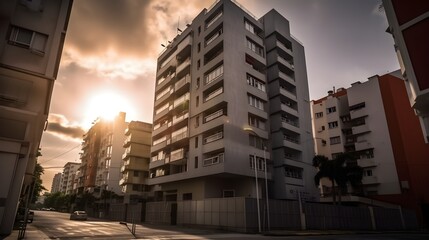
[4,224,51,240]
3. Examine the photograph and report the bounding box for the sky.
[38,0,400,190]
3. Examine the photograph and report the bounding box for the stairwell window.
[330,136,341,145]
[315,112,323,118]
[9,26,48,55]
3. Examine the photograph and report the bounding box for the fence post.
[298,192,306,230]
[398,206,405,230]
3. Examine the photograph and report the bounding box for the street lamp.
[243,127,270,232]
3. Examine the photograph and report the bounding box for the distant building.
[60,162,80,195]
[51,173,62,194]
[120,121,152,203]
[382,0,429,143]
[148,0,317,203]
[77,112,128,196]
[0,0,73,235]
[311,71,429,224]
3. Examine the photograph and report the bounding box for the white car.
[70,211,87,220]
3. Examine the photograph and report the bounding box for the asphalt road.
[29,210,429,239]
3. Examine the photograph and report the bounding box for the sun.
[83,91,136,128]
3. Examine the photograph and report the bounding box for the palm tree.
[313,155,338,204]
[313,153,364,205]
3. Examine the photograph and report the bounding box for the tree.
[313,153,363,205]
[31,162,47,203]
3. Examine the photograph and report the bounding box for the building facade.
[60,162,80,195]
[311,71,429,224]
[50,172,62,194]
[120,121,152,202]
[0,0,73,235]
[77,112,128,196]
[382,0,429,143]
[148,0,316,202]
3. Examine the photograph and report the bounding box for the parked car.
[15,208,34,223]
[70,211,87,220]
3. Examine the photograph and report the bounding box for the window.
[133,171,140,177]
[284,165,303,179]
[204,86,223,102]
[341,115,351,122]
[246,38,264,57]
[248,114,266,130]
[315,112,323,118]
[249,134,266,150]
[197,60,201,70]
[197,43,201,52]
[244,20,255,34]
[331,152,342,160]
[321,126,325,131]
[195,136,198,148]
[132,184,140,191]
[195,116,199,128]
[328,121,339,129]
[153,136,167,146]
[9,26,48,55]
[194,157,198,168]
[364,169,373,177]
[204,64,223,85]
[250,155,265,171]
[248,94,265,110]
[247,74,265,92]
[327,106,336,114]
[196,78,200,89]
[330,136,341,145]
[198,26,201,35]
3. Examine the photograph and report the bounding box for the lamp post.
[244,127,270,233]
[263,146,270,232]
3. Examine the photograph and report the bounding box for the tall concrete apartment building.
[120,121,152,202]
[382,0,429,143]
[0,0,73,235]
[77,112,127,196]
[311,71,429,223]
[60,162,79,195]
[51,172,62,194]
[148,0,316,202]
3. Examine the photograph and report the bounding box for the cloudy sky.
[38,0,399,189]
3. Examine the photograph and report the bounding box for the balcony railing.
[203,153,224,166]
[174,74,190,91]
[281,117,299,127]
[172,112,189,125]
[170,148,186,162]
[204,131,223,144]
[171,131,188,143]
[284,135,300,144]
[174,93,190,108]
[204,109,224,123]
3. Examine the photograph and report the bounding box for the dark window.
[183,193,193,200]
[194,156,198,168]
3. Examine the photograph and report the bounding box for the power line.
[39,144,81,165]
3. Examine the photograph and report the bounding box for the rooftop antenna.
[177,16,182,34]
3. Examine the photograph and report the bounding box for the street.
[18,210,429,240]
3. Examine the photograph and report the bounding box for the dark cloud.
[47,114,85,140]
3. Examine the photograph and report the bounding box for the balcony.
[151,138,170,153]
[280,87,297,101]
[150,158,166,169]
[281,103,298,117]
[281,118,300,133]
[170,148,186,164]
[283,137,301,151]
[174,74,190,92]
[177,35,192,54]
[279,71,295,85]
[352,124,370,135]
[357,158,377,168]
[154,87,173,107]
[362,175,379,185]
[176,58,191,75]
[172,112,189,125]
[171,131,188,143]
[152,121,172,137]
[276,40,293,57]
[173,93,190,109]
[354,140,373,151]
[123,135,132,147]
[350,107,368,119]
[277,56,294,72]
